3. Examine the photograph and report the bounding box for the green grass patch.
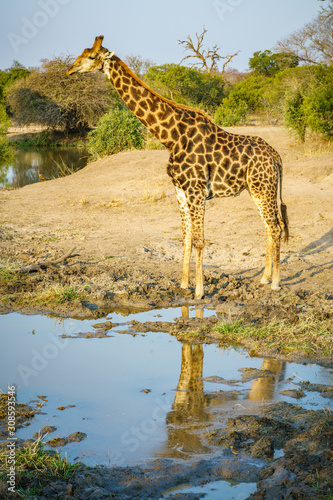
[0,440,80,496]
[27,285,83,305]
[0,261,22,283]
[213,316,333,357]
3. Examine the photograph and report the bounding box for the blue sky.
[0,0,322,72]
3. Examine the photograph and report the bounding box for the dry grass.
[213,315,333,357]
[141,181,166,202]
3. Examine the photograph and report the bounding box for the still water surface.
[0,307,331,470]
[0,148,88,188]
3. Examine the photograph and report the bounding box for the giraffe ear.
[104,50,115,59]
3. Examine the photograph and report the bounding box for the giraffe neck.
[103,56,191,149]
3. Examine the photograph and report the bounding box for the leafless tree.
[275,6,333,65]
[124,55,155,77]
[178,27,239,74]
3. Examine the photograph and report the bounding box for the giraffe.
[67,36,289,299]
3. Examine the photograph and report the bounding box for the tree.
[145,63,227,112]
[0,61,29,105]
[178,27,239,74]
[249,50,299,76]
[124,55,155,77]
[5,56,111,133]
[275,8,333,64]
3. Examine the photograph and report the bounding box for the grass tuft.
[213,315,333,357]
[0,439,81,496]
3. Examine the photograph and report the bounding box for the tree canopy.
[249,50,299,76]
[145,63,227,112]
[0,61,29,105]
[6,56,111,133]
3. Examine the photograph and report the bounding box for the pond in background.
[0,148,89,188]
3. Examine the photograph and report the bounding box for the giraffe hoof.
[271,283,281,291]
[195,289,205,300]
[260,277,270,285]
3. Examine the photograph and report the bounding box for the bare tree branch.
[275,9,333,65]
[178,27,239,74]
[11,247,77,273]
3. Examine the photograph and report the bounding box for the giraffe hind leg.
[251,195,282,290]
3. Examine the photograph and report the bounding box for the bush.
[284,90,306,142]
[87,107,145,158]
[302,66,333,141]
[145,64,227,112]
[283,65,333,142]
[0,102,13,163]
[214,100,248,126]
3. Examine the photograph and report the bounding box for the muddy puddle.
[1,306,332,498]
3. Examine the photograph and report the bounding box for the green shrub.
[87,107,145,159]
[283,65,333,142]
[145,63,227,112]
[284,90,306,142]
[302,66,333,141]
[0,102,13,163]
[214,100,248,126]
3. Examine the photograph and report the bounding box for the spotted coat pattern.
[67,36,289,298]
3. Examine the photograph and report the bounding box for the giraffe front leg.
[174,186,192,290]
[188,194,205,300]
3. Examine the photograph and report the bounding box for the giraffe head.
[66,35,114,75]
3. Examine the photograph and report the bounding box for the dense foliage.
[6,56,111,133]
[249,50,299,76]
[0,103,14,163]
[284,65,333,141]
[87,106,145,158]
[0,61,29,105]
[145,64,228,112]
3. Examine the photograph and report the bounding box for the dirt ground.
[1,126,333,309]
[0,126,333,498]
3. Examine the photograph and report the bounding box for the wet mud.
[0,399,332,499]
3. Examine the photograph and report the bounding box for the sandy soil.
[0,126,333,498]
[1,126,332,316]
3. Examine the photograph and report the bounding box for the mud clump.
[206,402,333,500]
[47,432,87,447]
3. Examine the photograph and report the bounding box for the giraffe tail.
[277,157,289,243]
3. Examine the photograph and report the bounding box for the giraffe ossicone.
[67,36,289,299]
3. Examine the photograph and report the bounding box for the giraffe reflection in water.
[162,306,285,457]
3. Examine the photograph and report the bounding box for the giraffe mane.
[114,56,211,120]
